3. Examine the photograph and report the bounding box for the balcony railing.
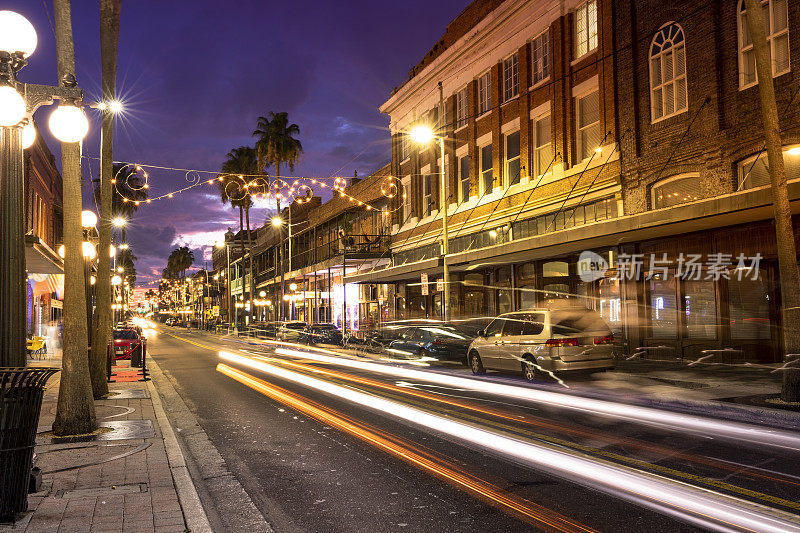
[291,234,389,270]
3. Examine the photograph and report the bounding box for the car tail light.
[545,338,578,347]
[594,334,614,345]
[433,339,445,346]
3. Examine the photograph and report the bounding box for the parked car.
[388,324,473,363]
[278,321,308,342]
[299,324,343,345]
[111,329,144,360]
[468,307,615,380]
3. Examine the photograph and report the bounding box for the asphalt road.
[147,326,800,533]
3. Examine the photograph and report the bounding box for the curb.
[146,359,213,533]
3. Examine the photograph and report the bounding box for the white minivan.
[467,306,615,380]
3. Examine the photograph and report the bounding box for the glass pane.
[664,51,674,81]
[675,46,686,76]
[536,115,551,146]
[774,0,788,31]
[773,33,790,72]
[654,176,700,208]
[651,56,662,85]
[498,290,512,314]
[506,131,520,158]
[543,283,570,300]
[482,145,492,171]
[519,287,537,309]
[653,87,663,119]
[543,261,569,277]
[676,77,687,111]
[650,275,677,338]
[729,271,771,339]
[741,13,752,47]
[683,279,717,339]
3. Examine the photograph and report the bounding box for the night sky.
[8,0,470,287]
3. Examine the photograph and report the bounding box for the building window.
[401,175,412,221]
[531,31,550,85]
[738,147,800,189]
[399,133,409,162]
[532,113,552,177]
[738,0,790,88]
[458,154,470,202]
[576,89,601,161]
[652,175,701,209]
[503,53,519,102]
[480,144,493,193]
[650,22,687,121]
[505,130,521,185]
[575,0,598,59]
[456,87,468,129]
[478,71,492,115]
[423,174,434,216]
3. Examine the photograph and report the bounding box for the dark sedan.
[299,324,343,346]
[387,325,473,363]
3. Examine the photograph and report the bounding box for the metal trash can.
[0,367,60,520]
[131,343,143,368]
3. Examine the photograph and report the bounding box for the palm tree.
[90,0,122,400]
[218,146,260,320]
[167,246,194,282]
[52,0,97,436]
[253,112,303,319]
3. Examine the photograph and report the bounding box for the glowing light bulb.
[0,86,25,127]
[0,11,38,57]
[48,105,89,143]
[21,121,36,149]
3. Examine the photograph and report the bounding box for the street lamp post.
[409,101,450,323]
[0,11,88,366]
[216,240,236,335]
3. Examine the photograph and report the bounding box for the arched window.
[652,174,701,209]
[738,0,790,89]
[650,22,687,121]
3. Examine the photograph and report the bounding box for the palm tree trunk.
[90,0,121,399]
[743,0,800,402]
[246,206,255,322]
[52,0,97,436]
[275,162,283,320]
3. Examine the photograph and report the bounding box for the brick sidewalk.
[1,356,203,533]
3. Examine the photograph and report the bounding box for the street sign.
[421,273,429,295]
[436,279,444,292]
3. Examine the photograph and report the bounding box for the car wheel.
[522,356,540,382]
[419,348,428,359]
[470,352,485,375]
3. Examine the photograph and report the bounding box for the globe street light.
[0,10,88,366]
[81,210,98,228]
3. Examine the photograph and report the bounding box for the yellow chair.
[26,336,47,359]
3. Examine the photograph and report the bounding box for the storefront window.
[597,276,622,335]
[498,290,512,314]
[729,272,771,339]
[683,279,717,339]
[543,283,570,300]
[543,261,569,277]
[518,288,537,309]
[649,274,677,338]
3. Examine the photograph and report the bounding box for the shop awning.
[25,235,63,274]
[344,257,440,284]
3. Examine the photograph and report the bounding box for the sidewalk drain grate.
[57,483,148,499]
[106,389,149,399]
[40,420,155,444]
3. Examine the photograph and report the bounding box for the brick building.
[345,0,800,363]
[24,124,64,337]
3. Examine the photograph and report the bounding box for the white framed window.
[576,89,601,161]
[478,71,492,115]
[399,133,409,162]
[531,31,550,86]
[738,146,800,190]
[423,174,434,216]
[456,87,468,129]
[532,113,553,177]
[503,53,519,102]
[575,0,598,59]
[505,130,521,185]
[738,0,790,89]
[650,22,687,122]
[652,174,701,209]
[480,144,494,193]
[458,154,470,202]
[401,175,412,221]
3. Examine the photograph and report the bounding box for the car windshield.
[113,330,138,340]
[286,323,306,330]
[314,325,337,331]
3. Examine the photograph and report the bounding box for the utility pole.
[743,0,800,402]
[438,81,451,323]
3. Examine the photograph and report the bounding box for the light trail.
[220,350,800,533]
[272,346,800,452]
[263,356,800,491]
[217,363,597,533]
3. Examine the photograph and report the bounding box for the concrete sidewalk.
[1,355,211,533]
